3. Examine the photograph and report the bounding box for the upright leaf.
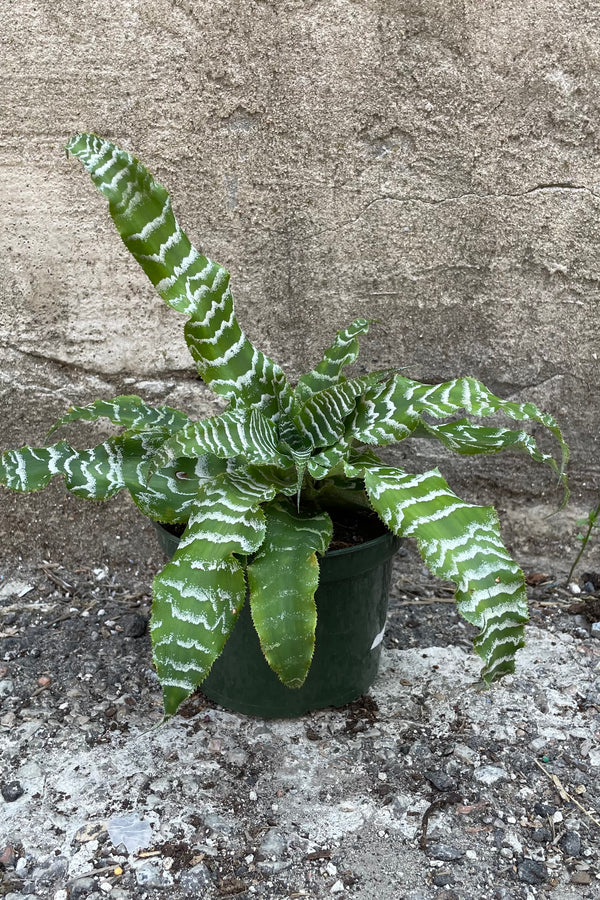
[275,413,314,505]
[67,134,291,416]
[295,318,371,399]
[247,501,332,688]
[346,460,529,683]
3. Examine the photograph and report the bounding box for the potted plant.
[0,135,569,719]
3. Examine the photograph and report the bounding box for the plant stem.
[567,498,600,584]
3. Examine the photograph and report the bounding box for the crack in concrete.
[310,184,600,239]
[0,343,197,384]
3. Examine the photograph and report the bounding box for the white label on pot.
[370,625,386,650]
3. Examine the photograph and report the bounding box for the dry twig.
[534,759,600,829]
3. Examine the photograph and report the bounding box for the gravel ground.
[1,531,600,900]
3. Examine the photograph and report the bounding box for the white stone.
[588,748,600,767]
[473,765,508,785]
[453,743,479,765]
[0,580,34,599]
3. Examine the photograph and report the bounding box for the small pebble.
[427,844,465,862]
[532,827,552,844]
[571,871,591,885]
[0,680,14,697]
[15,857,29,874]
[517,858,548,885]
[473,765,508,785]
[37,676,52,687]
[123,613,147,638]
[424,771,457,791]
[0,845,17,867]
[330,881,345,894]
[179,862,213,891]
[569,582,582,595]
[1,781,24,802]
[560,831,582,858]
[135,859,174,887]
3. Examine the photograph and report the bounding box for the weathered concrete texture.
[1,0,599,553]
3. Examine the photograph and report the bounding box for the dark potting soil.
[326,507,387,551]
[159,506,387,553]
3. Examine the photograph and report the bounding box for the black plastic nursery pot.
[153,522,401,718]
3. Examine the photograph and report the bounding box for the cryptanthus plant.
[0,135,569,716]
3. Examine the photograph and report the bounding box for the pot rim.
[152,519,399,559]
[325,527,398,558]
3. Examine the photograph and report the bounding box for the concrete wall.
[2,0,599,566]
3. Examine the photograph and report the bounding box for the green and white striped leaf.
[351,374,568,489]
[47,395,190,437]
[295,318,371,399]
[151,469,278,713]
[346,461,528,683]
[243,462,300,498]
[247,501,332,688]
[152,551,247,716]
[130,449,227,523]
[0,432,226,523]
[67,134,291,417]
[417,418,554,462]
[294,372,389,450]
[350,378,420,445]
[306,442,351,480]
[148,407,285,478]
[274,413,314,503]
[0,443,74,493]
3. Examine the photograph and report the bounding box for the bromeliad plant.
[0,135,569,716]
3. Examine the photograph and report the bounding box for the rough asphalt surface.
[1,530,600,900]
